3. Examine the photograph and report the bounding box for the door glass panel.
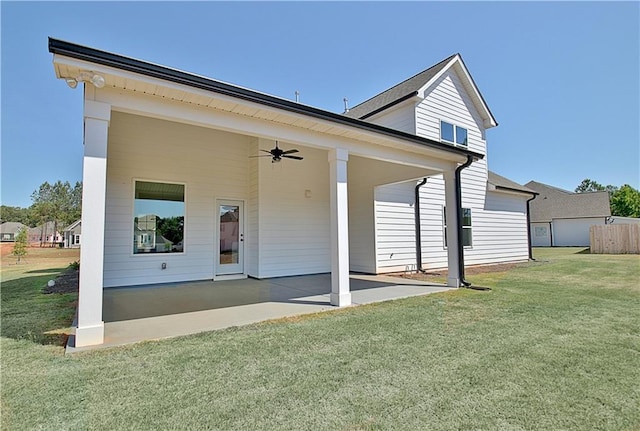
[219,205,239,265]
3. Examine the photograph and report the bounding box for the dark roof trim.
[494,185,538,196]
[358,92,418,120]
[49,38,484,161]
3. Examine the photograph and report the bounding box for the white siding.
[553,217,606,247]
[364,102,416,134]
[416,70,486,155]
[253,143,331,278]
[104,112,250,287]
[374,179,531,273]
[374,182,417,272]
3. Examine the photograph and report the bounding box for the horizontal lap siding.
[256,146,330,277]
[375,182,418,271]
[104,112,250,287]
[366,103,415,134]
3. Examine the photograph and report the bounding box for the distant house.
[0,222,27,242]
[63,219,82,248]
[525,181,611,247]
[28,221,64,246]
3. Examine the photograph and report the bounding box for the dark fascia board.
[358,92,419,120]
[49,38,484,161]
[495,185,538,196]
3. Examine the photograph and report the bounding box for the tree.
[30,181,82,247]
[610,185,640,218]
[0,206,31,225]
[12,228,28,263]
[575,178,620,195]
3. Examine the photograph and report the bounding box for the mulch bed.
[43,268,79,294]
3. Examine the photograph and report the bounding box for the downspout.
[549,221,554,247]
[455,155,474,287]
[526,194,537,260]
[414,178,428,272]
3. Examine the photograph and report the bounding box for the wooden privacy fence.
[590,224,640,254]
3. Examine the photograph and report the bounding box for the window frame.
[440,120,468,147]
[132,179,186,256]
[443,206,473,248]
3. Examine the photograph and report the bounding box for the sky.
[1,1,639,208]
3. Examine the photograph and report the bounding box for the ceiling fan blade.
[249,155,275,158]
[260,149,273,154]
[281,149,299,155]
[282,155,303,160]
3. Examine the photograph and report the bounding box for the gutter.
[48,38,485,161]
[414,178,428,272]
[525,193,538,260]
[455,155,474,287]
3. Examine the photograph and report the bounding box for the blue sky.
[2,1,638,208]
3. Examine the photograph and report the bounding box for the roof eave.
[49,38,484,162]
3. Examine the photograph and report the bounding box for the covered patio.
[67,274,451,352]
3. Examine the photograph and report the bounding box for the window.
[534,226,547,237]
[73,234,81,245]
[440,121,468,146]
[443,207,472,247]
[133,181,185,254]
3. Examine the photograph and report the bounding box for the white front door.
[216,200,244,276]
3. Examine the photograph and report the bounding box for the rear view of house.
[49,39,534,347]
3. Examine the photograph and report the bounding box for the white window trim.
[440,120,468,147]
[131,178,187,257]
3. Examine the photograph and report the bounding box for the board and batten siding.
[104,112,250,287]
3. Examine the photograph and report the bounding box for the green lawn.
[1,248,639,430]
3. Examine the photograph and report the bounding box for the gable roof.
[488,171,537,195]
[525,181,611,222]
[48,38,485,162]
[344,54,498,128]
[0,222,27,234]
[344,55,455,120]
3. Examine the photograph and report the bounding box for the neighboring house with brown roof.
[28,221,64,246]
[525,181,611,247]
[0,222,27,242]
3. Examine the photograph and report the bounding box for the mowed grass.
[1,247,639,430]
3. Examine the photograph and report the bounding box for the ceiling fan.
[251,141,303,163]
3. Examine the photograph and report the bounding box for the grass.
[1,247,639,430]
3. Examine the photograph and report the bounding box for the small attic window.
[440,121,468,146]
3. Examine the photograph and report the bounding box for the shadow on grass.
[575,248,591,255]
[25,267,68,274]
[0,273,77,347]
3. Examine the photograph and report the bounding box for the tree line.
[574,179,640,218]
[1,181,82,231]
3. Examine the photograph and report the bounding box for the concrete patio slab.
[67,273,451,353]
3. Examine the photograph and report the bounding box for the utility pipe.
[525,194,537,260]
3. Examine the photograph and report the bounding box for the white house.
[49,39,534,347]
[526,181,611,247]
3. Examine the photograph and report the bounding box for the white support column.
[75,100,110,347]
[328,148,351,306]
[444,168,461,287]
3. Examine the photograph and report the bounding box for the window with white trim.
[133,181,185,254]
[443,207,472,247]
[440,121,468,146]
